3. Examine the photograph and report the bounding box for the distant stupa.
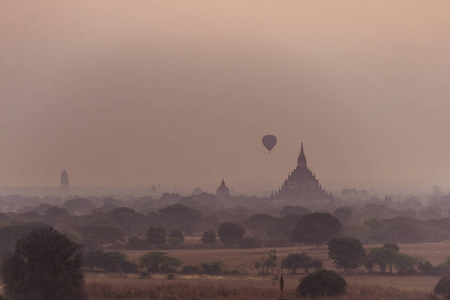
[60,169,69,195]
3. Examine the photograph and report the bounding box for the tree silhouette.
[217,222,245,246]
[1,226,86,300]
[146,226,167,246]
[201,231,217,244]
[328,237,366,272]
[291,212,341,247]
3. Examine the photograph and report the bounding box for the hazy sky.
[2,1,450,192]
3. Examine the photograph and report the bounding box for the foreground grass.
[86,282,433,300]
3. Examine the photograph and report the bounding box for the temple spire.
[297,142,307,168]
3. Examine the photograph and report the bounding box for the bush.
[200,261,224,275]
[297,269,347,298]
[434,276,450,296]
[180,264,202,274]
[138,251,182,273]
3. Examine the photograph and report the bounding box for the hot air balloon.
[262,135,277,153]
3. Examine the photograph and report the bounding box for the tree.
[364,243,403,274]
[1,226,86,300]
[127,235,149,250]
[393,253,417,274]
[83,249,138,273]
[200,261,224,274]
[418,261,437,275]
[138,251,182,273]
[291,212,341,247]
[82,225,123,246]
[0,223,41,257]
[255,249,277,274]
[365,246,398,274]
[146,226,167,246]
[158,204,202,232]
[63,198,95,215]
[282,252,322,274]
[243,214,275,237]
[297,269,347,298]
[106,207,146,235]
[264,249,277,274]
[45,206,70,217]
[217,222,245,246]
[168,229,184,246]
[201,231,217,244]
[383,242,400,252]
[328,237,366,272]
[279,206,311,218]
[333,207,353,223]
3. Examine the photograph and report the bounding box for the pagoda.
[275,143,333,202]
[216,178,230,201]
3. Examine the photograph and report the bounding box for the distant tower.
[297,142,307,167]
[60,169,69,195]
[216,178,230,201]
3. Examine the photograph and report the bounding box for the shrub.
[297,269,347,298]
[138,251,182,273]
[434,276,450,296]
[200,261,224,275]
[180,264,202,274]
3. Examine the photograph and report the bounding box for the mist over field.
[2,1,450,299]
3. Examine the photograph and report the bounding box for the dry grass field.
[82,242,450,299]
[1,243,447,299]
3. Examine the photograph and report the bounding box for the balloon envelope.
[262,135,277,153]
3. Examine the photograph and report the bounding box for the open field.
[120,242,450,275]
[85,281,433,300]
[81,242,450,299]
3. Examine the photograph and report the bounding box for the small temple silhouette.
[59,169,69,195]
[216,178,230,201]
[274,143,334,202]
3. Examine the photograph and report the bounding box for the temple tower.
[216,178,230,201]
[275,143,333,202]
[60,169,69,195]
